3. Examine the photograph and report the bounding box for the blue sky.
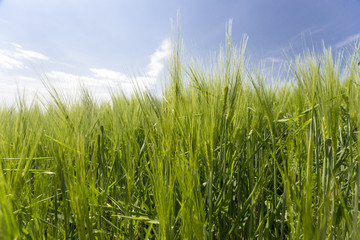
[0,0,360,104]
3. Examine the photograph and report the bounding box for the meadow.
[1,30,360,239]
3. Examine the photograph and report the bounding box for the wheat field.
[0,30,360,239]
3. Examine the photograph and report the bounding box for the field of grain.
[0,32,360,239]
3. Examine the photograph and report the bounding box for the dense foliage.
[1,32,360,239]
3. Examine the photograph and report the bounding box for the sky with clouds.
[0,0,360,105]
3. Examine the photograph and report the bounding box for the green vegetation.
[1,28,360,239]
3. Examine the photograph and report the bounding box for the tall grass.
[0,28,360,239]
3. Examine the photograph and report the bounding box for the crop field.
[1,33,360,239]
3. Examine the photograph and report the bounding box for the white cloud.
[90,68,128,82]
[47,71,94,83]
[40,71,98,101]
[0,50,24,69]
[46,71,103,91]
[17,76,38,82]
[335,33,360,49]
[14,49,48,61]
[0,42,49,70]
[0,72,44,105]
[45,70,131,99]
[147,38,171,77]
[0,38,171,104]
[133,76,157,89]
[89,38,171,94]
[9,42,22,48]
